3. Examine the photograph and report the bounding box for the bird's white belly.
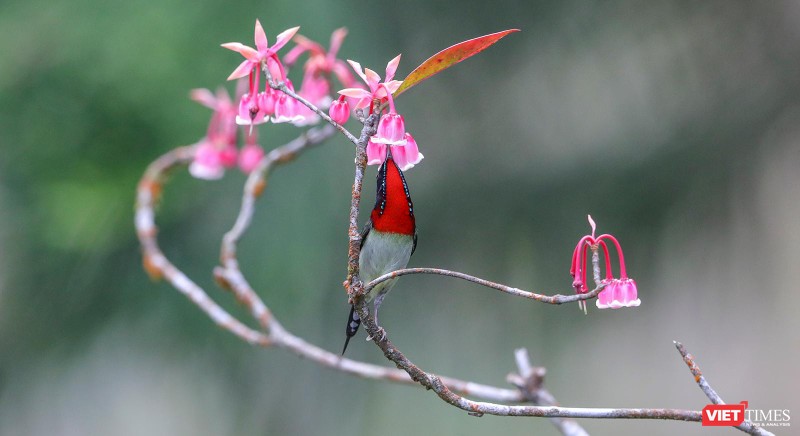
[359,230,414,301]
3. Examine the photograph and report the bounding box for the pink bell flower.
[373,112,407,145]
[189,141,225,180]
[272,80,306,125]
[258,89,277,117]
[366,139,388,166]
[596,278,641,309]
[391,133,424,171]
[570,215,641,311]
[329,95,350,125]
[365,133,424,171]
[238,143,265,173]
[284,28,355,89]
[219,143,239,168]
[188,87,238,180]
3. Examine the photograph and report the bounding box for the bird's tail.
[342,305,361,355]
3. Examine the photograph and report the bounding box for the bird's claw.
[365,327,387,342]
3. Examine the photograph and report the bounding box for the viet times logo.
[702,401,791,427]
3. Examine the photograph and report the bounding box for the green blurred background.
[1,1,798,435]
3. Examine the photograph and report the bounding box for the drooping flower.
[366,139,387,166]
[570,215,640,312]
[336,56,424,170]
[238,144,264,174]
[271,79,307,125]
[188,88,239,180]
[365,133,424,171]
[190,141,226,180]
[284,28,357,109]
[328,95,350,125]
[222,21,299,127]
[221,20,299,82]
[235,69,269,126]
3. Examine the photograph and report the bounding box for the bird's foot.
[365,327,387,342]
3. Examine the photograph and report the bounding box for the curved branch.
[354,302,701,421]
[366,267,604,304]
[135,146,270,347]
[135,142,531,406]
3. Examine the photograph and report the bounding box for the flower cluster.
[188,87,263,179]
[222,20,305,127]
[570,216,640,312]
[188,20,427,179]
[188,21,359,179]
[336,57,424,171]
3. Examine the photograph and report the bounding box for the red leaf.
[394,29,520,97]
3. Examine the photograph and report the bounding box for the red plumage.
[370,157,415,236]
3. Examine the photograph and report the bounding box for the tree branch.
[135,90,771,436]
[365,267,604,304]
[674,342,774,436]
[135,142,534,408]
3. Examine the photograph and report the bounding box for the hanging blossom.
[570,215,640,313]
[337,56,424,171]
[221,20,303,126]
[188,88,239,180]
[284,28,357,112]
[187,86,266,179]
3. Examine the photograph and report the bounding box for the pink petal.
[354,97,371,110]
[385,54,401,82]
[219,144,238,168]
[190,88,217,109]
[328,99,350,124]
[283,44,308,66]
[390,145,409,170]
[364,68,381,90]
[221,43,260,61]
[227,60,255,81]
[332,61,356,88]
[189,142,225,180]
[372,113,407,145]
[328,27,348,59]
[214,87,233,108]
[366,140,387,166]
[254,19,269,53]
[396,133,423,170]
[347,59,368,84]
[337,88,372,99]
[271,26,300,53]
[239,144,265,173]
[384,80,403,94]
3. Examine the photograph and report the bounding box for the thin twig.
[263,64,360,145]
[345,113,379,300]
[508,348,588,436]
[674,342,774,436]
[365,267,604,304]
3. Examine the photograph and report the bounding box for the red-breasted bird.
[342,153,417,354]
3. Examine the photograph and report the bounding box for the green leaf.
[394,29,520,97]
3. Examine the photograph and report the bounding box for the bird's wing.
[359,220,372,250]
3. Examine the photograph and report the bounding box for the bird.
[342,153,417,355]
